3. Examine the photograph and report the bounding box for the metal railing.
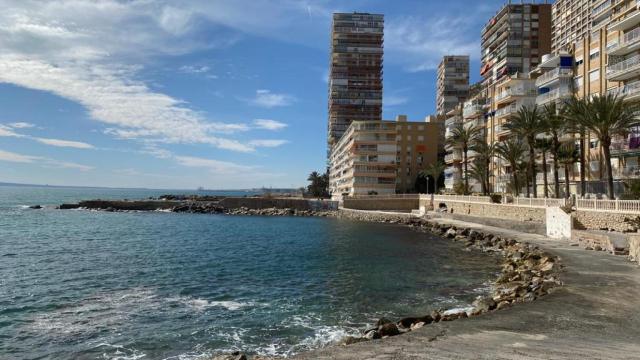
[536,87,573,106]
[535,68,574,87]
[495,104,518,118]
[350,194,420,199]
[431,194,492,203]
[576,198,640,213]
[509,197,567,207]
[608,54,640,78]
[609,26,640,54]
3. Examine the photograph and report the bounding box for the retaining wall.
[218,197,338,211]
[423,198,546,223]
[342,198,419,211]
[337,208,417,222]
[573,210,640,232]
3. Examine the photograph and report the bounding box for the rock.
[29,205,43,209]
[375,318,392,327]
[445,228,457,238]
[410,321,426,331]
[364,329,381,340]
[342,336,367,345]
[496,301,511,310]
[378,322,400,337]
[585,246,594,251]
[430,310,442,322]
[472,296,496,313]
[397,317,420,329]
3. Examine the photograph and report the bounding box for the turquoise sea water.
[0,185,500,359]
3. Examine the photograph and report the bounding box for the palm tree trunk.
[463,149,469,194]
[525,166,530,197]
[552,138,560,198]
[542,151,549,198]
[485,157,491,195]
[529,144,537,198]
[602,139,615,199]
[564,164,570,199]
[513,171,519,197]
[580,131,586,197]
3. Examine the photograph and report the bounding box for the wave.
[165,296,255,311]
[93,343,146,360]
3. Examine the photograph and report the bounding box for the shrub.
[490,194,502,204]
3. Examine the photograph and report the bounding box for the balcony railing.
[445,116,462,127]
[536,87,573,106]
[463,104,484,118]
[608,26,640,54]
[607,54,640,79]
[535,68,574,87]
[592,0,611,18]
[607,80,640,98]
[445,152,462,162]
[495,88,536,102]
[495,104,518,118]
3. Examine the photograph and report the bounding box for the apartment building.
[436,56,470,116]
[489,74,538,192]
[444,105,463,191]
[328,116,441,198]
[327,12,384,148]
[480,3,552,87]
[552,0,593,53]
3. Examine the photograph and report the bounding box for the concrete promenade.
[294,216,640,359]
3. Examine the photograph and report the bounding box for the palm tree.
[468,158,489,195]
[446,123,483,194]
[564,97,590,197]
[556,143,580,198]
[504,106,544,197]
[420,161,446,194]
[581,94,636,198]
[471,141,495,195]
[541,102,569,198]
[495,138,526,196]
[535,138,553,198]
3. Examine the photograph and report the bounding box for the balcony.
[536,87,573,106]
[494,88,537,105]
[463,104,484,118]
[608,2,640,32]
[535,68,574,87]
[615,165,640,179]
[494,124,510,137]
[607,54,640,81]
[445,116,462,128]
[608,27,640,56]
[608,80,640,101]
[495,104,518,119]
[592,0,612,20]
[445,151,462,164]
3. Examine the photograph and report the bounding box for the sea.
[0,185,500,359]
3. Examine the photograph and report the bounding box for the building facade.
[551,0,593,53]
[328,12,384,148]
[329,115,441,198]
[436,56,470,116]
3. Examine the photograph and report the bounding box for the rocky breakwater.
[172,203,334,217]
[338,218,563,346]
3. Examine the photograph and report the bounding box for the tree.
[471,141,495,195]
[564,97,590,197]
[571,94,636,199]
[504,105,544,197]
[468,158,489,195]
[446,123,483,194]
[535,138,553,198]
[419,161,446,194]
[556,143,580,198]
[495,139,526,196]
[541,102,569,198]
[307,171,329,198]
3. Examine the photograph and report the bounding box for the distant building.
[551,0,592,54]
[328,115,441,198]
[327,12,384,149]
[437,56,470,116]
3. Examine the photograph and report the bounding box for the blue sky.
[0,0,507,189]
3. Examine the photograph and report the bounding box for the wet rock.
[445,228,457,238]
[410,321,426,330]
[378,322,400,337]
[364,329,381,340]
[375,318,392,327]
[472,296,496,313]
[342,336,367,345]
[496,301,511,310]
[29,205,43,209]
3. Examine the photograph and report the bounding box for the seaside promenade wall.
[219,197,338,211]
[342,198,419,211]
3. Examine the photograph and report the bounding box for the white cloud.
[386,15,480,72]
[249,90,295,108]
[174,155,255,174]
[248,139,289,148]
[0,124,24,137]
[0,149,92,170]
[253,119,288,131]
[0,149,39,163]
[34,137,95,149]
[179,65,211,74]
[385,95,409,107]
[8,122,35,128]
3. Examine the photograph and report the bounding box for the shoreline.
[56,200,565,359]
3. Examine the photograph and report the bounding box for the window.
[589,69,600,82]
[574,76,583,90]
[418,135,424,141]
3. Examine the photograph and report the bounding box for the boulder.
[410,321,426,331]
[29,205,43,209]
[472,296,496,313]
[445,228,457,238]
[375,318,392,327]
[378,322,400,337]
[364,329,381,340]
[342,336,367,345]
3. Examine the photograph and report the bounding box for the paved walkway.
[294,217,640,359]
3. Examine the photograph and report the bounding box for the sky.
[0,0,508,190]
